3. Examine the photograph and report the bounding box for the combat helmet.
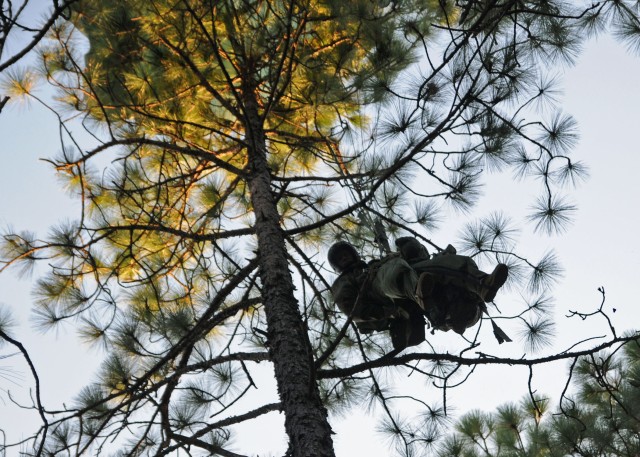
[327,241,360,273]
[395,237,429,262]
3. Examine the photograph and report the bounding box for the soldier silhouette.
[329,237,509,350]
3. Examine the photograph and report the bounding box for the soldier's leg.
[415,272,435,311]
[389,316,425,351]
[374,256,419,301]
[479,263,508,302]
[461,257,509,302]
[414,255,508,302]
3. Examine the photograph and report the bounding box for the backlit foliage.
[1,0,640,456]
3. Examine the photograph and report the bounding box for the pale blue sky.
[1,24,639,457]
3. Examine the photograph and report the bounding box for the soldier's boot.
[479,264,509,302]
[416,272,436,311]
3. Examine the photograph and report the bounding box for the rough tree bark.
[242,79,335,456]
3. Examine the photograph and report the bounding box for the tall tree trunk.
[242,89,335,456]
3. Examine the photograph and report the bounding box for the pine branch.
[0,330,48,456]
[317,333,640,379]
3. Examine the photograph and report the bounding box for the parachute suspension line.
[327,139,390,256]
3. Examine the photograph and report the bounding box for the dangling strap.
[490,319,512,344]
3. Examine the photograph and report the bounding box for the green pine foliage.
[443,340,640,457]
[1,0,640,455]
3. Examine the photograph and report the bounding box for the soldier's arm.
[331,273,361,317]
[332,270,395,333]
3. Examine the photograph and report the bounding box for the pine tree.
[440,339,640,457]
[0,0,81,108]
[1,1,640,456]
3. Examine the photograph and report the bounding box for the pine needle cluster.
[1,0,640,455]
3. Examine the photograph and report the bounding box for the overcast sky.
[331,35,640,456]
[1,22,640,457]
